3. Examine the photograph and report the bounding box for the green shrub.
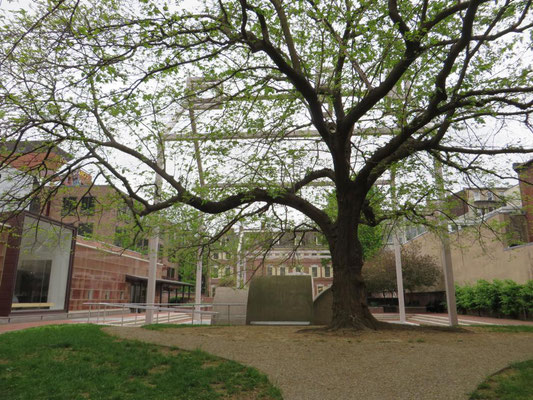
[169,296,185,304]
[456,284,475,313]
[455,279,533,319]
[518,281,533,318]
[472,280,500,314]
[497,280,522,317]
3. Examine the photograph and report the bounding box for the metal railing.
[83,302,246,327]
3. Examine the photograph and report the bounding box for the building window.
[280,266,286,276]
[212,266,219,278]
[267,266,273,276]
[80,196,96,215]
[324,266,331,278]
[61,197,77,216]
[317,285,324,294]
[311,266,318,278]
[78,223,94,237]
[225,266,231,276]
[114,227,129,247]
[117,205,130,218]
[213,252,219,260]
[167,267,176,279]
[135,238,149,252]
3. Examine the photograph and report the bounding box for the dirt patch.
[104,325,533,400]
[148,364,170,375]
[157,347,182,357]
[210,382,225,394]
[202,359,224,369]
[0,359,9,365]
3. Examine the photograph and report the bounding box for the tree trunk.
[328,191,381,330]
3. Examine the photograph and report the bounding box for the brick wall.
[0,231,6,289]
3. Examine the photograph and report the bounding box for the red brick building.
[210,231,333,297]
[0,142,190,318]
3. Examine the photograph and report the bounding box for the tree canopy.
[364,245,441,297]
[1,0,532,329]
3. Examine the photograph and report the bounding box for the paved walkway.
[1,311,531,334]
[375,312,533,326]
[0,311,209,334]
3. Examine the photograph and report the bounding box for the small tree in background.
[364,245,441,300]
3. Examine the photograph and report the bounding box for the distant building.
[210,230,333,298]
[398,165,533,306]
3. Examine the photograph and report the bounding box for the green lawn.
[0,324,282,400]
[472,325,533,333]
[470,360,533,400]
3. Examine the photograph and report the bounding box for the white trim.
[76,242,164,266]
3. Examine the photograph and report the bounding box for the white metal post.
[187,79,207,319]
[434,160,459,326]
[390,169,407,323]
[236,224,244,288]
[146,134,165,324]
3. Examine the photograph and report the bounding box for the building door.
[129,282,146,312]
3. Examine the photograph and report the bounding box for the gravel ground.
[104,325,533,400]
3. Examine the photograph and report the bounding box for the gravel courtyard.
[105,325,533,400]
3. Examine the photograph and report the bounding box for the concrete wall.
[313,287,333,325]
[516,163,533,241]
[405,214,533,286]
[246,276,313,324]
[212,287,248,325]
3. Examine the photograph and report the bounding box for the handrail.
[83,302,245,327]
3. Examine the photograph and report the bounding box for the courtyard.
[106,324,533,400]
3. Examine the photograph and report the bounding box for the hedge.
[455,279,533,319]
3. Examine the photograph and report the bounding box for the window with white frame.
[311,265,318,278]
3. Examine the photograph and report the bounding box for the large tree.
[1,0,532,329]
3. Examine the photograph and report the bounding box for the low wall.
[212,287,248,325]
[313,286,333,325]
[246,276,313,324]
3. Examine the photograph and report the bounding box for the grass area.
[470,360,533,400]
[472,325,533,333]
[142,324,215,331]
[0,324,282,400]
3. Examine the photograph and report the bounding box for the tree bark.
[328,190,381,330]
